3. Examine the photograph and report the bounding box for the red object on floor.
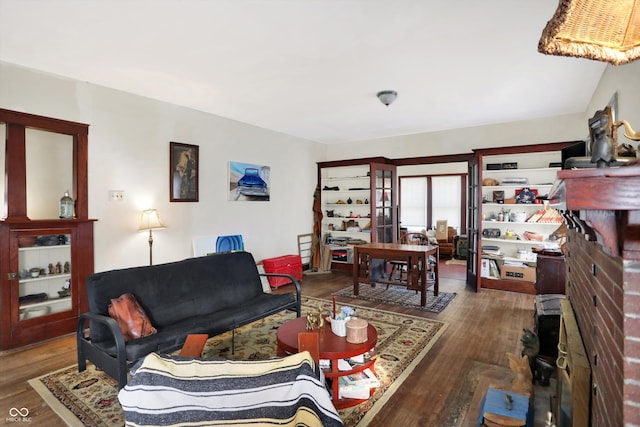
[262,254,303,288]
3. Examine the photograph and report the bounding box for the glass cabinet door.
[16,231,72,321]
[370,163,396,243]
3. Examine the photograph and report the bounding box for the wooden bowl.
[18,236,37,247]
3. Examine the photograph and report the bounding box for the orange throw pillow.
[108,293,157,342]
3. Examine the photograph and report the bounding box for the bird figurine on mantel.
[615,120,640,141]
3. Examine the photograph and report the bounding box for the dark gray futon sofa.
[77,251,301,388]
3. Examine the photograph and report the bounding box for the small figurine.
[64,261,70,273]
[316,304,325,328]
[590,107,616,168]
[48,263,54,275]
[55,261,62,274]
[306,312,318,330]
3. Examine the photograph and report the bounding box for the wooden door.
[466,155,480,291]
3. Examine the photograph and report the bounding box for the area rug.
[29,296,447,427]
[332,284,456,313]
[445,258,467,266]
[442,360,514,427]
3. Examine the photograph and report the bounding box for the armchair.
[436,226,457,259]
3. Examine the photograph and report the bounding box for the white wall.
[587,60,640,144]
[325,113,589,161]
[2,59,638,273]
[324,62,639,163]
[0,62,326,272]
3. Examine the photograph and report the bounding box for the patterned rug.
[29,296,447,427]
[332,284,457,313]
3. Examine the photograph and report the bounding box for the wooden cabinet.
[1,221,95,349]
[535,254,565,294]
[0,109,95,350]
[317,158,396,269]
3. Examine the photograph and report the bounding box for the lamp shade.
[138,209,166,231]
[538,0,640,65]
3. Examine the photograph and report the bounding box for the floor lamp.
[139,209,166,265]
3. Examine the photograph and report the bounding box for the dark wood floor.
[0,264,544,426]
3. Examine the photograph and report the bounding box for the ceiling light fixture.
[377,90,398,106]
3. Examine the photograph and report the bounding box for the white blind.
[400,177,427,230]
[432,176,461,232]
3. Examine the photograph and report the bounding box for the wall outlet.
[109,190,125,201]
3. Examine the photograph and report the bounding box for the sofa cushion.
[108,293,157,341]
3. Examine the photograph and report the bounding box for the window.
[400,177,427,231]
[399,174,466,234]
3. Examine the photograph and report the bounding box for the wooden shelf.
[480,277,536,294]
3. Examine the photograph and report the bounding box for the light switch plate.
[109,190,124,201]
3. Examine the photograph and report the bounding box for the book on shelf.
[527,207,562,224]
[341,368,380,387]
[481,258,501,279]
[349,348,377,365]
[323,348,377,371]
[489,259,500,278]
[338,383,371,399]
[337,368,380,399]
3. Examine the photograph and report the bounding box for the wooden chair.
[389,232,432,287]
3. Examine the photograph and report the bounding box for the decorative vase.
[59,190,74,219]
[329,316,350,337]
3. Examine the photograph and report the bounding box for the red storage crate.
[262,255,303,288]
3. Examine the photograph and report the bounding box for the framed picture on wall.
[170,142,199,202]
[228,161,270,201]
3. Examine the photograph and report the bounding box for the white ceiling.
[0,0,607,144]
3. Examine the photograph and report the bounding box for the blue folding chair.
[216,235,244,253]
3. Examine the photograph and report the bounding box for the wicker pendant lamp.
[538,0,640,65]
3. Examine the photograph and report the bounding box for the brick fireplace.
[554,167,640,426]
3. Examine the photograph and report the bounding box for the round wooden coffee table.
[276,317,378,409]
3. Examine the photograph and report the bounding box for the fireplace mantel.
[550,165,640,260]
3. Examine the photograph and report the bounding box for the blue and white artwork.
[228,161,270,201]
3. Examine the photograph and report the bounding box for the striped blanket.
[117,352,344,427]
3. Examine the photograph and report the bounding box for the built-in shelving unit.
[476,150,565,294]
[18,239,72,319]
[317,158,396,269]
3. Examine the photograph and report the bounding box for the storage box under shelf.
[500,264,536,282]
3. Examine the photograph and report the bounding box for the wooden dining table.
[352,242,439,307]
